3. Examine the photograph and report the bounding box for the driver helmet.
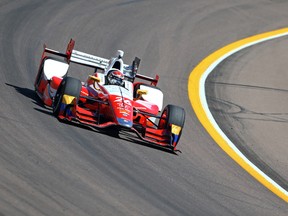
[107,70,124,86]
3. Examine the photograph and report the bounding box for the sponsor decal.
[62,95,75,105]
[114,96,132,106]
[171,124,182,135]
[117,117,133,128]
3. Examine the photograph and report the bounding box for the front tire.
[158,104,185,145]
[53,77,82,117]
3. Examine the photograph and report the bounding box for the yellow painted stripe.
[188,28,288,202]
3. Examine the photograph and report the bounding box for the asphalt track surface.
[0,0,287,215]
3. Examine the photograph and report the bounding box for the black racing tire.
[158,104,185,146]
[53,77,82,117]
[158,105,185,129]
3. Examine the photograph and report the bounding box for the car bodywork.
[34,39,185,152]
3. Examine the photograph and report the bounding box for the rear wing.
[70,50,109,69]
[42,39,159,86]
[43,39,110,69]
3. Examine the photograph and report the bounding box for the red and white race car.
[34,39,185,152]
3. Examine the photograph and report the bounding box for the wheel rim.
[158,109,168,129]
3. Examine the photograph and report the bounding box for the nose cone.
[105,85,133,128]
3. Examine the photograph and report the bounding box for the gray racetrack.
[0,0,287,215]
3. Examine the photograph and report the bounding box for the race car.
[34,39,185,152]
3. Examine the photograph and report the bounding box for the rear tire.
[53,77,82,116]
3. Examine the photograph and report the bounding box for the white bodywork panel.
[124,80,133,94]
[96,73,106,85]
[104,85,133,100]
[139,85,163,111]
[105,57,124,73]
[43,59,69,80]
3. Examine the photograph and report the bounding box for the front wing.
[56,94,181,151]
